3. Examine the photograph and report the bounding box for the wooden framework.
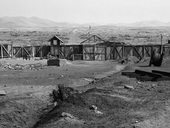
[0,35,170,61]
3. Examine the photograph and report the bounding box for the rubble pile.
[1,63,45,71]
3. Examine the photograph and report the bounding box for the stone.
[124,84,134,90]
[0,90,6,96]
[61,112,74,119]
[90,105,97,110]
[94,110,103,115]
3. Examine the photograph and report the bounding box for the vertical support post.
[105,46,107,60]
[122,45,124,58]
[142,45,145,58]
[21,47,23,58]
[82,45,84,60]
[72,54,74,61]
[11,44,13,58]
[63,45,66,58]
[32,46,35,58]
[151,46,153,57]
[1,45,3,58]
[40,46,43,58]
[93,45,95,60]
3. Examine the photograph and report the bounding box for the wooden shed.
[49,35,64,57]
[81,35,107,61]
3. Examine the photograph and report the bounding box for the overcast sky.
[0,0,169,24]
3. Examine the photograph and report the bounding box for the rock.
[0,90,6,96]
[90,105,103,115]
[94,110,103,115]
[89,105,97,110]
[60,112,85,124]
[54,101,58,106]
[137,81,141,84]
[61,112,74,119]
[124,84,134,90]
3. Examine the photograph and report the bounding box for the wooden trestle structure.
[0,35,170,61]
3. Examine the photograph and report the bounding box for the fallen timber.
[122,69,170,81]
[152,70,170,77]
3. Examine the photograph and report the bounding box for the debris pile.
[1,63,45,71]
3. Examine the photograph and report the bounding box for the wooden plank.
[14,47,21,57]
[144,46,151,57]
[152,70,170,77]
[23,47,31,56]
[114,46,122,59]
[35,46,42,57]
[133,46,142,60]
[135,69,162,78]
[2,44,10,57]
[1,45,3,58]
[93,45,95,60]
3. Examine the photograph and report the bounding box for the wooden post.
[11,43,13,58]
[40,46,43,58]
[64,45,66,59]
[93,45,95,60]
[1,45,3,58]
[151,46,153,57]
[105,46,107,60]
[72,54,74,61]
[82,45,84,60]
[122,45,124,58]
[32,46,35,58]
[142,45,145,58]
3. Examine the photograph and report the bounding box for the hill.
[0,16,78,30]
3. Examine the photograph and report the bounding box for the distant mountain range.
[116,20,170,27]
[0,17,170,30]
[0,16,79,30]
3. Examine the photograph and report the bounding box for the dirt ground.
[0,58,170,128]
[0,58,124,128]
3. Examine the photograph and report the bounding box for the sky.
[0,0,170,24]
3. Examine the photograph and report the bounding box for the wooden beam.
[144,47,151,57]
[114,46,122,59]
[1,44,10,57]
[135,70,162,78]
[1,45,3,58]
[14,48,21,57]
[23,47,31,56]
[152,70,170,77]
[105,46,107,60]
[133,46,142,60]
[93,45,95,60]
